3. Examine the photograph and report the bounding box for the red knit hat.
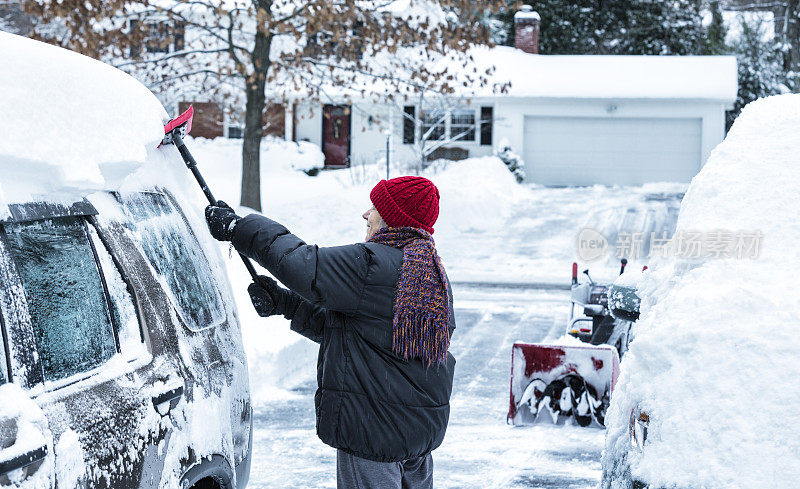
[369,176,440,234]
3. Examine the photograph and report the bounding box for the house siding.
[179,101,224,139]
[290,97,726,184]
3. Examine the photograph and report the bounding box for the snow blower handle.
[168,132,258,280]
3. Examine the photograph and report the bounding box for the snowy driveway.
[246,284,604,489]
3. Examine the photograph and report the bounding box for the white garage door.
[523,116,702,186]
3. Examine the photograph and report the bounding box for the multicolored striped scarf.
[368,226,450,366]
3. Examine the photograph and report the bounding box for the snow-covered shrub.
[494,138,525,183]
[341,156,399,186]
[284,138,324,175]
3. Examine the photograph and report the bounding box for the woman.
[205,176,456,489]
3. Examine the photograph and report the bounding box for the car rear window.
[118,192,224,331]
[4,217,117,382]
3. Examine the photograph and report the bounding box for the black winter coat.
[232,214,457,462]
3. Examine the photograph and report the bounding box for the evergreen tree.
[728,15,787,128]
[705,0,727,55]
[496,0,708,55]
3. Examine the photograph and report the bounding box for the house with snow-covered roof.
[279,6,738,186]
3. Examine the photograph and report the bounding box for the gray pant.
[336,450,433,489]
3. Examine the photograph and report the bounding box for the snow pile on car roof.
[604,94,800,488]
[0,32,167,203]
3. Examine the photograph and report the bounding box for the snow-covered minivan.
[601,95,800,489]
[0,33,251,488]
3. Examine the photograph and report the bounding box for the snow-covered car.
[0,33,251,488]
[601,95,800,489]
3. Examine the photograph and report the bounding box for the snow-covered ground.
[185,137,684,403]
[247,284,605,488]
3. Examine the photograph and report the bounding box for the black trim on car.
[3,199,97,223]
[83,219,122,353]
[0,444,48,476]
[0,289,12,384]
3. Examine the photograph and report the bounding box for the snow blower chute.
[508,342,619,427]
[161,105,258,279]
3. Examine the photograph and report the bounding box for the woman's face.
[362,206,385,240]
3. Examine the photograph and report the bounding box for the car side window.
[3,217,117,382]
[118,192,224,331]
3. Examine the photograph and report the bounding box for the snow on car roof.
[471,46,738,101]
[603,94,800,489]
[0,32,167,204]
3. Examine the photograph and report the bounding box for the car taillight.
[572,262,578,285]
[629,406,650,450]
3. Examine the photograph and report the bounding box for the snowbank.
[187,136,324,174]
[603,94,800,488]
[0,32,167,204]
[677,94,800,263]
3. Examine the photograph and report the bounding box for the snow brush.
[161,105,258,279]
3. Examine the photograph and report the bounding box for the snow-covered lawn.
[187,136,685,402]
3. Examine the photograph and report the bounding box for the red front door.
[322,105,351,167]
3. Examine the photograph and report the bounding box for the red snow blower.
[508,342,619,427]
[161,105,258,279]
[508,262,625,428]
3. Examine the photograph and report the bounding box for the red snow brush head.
[370,176,440,234]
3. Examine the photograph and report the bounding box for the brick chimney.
[514,5,540,54]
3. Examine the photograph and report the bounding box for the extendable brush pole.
[171,132,258,279]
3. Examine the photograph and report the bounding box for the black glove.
[205,201,240,242]
[247,275,301,318]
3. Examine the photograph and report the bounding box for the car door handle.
[0,444,48,476]
[152,385,184,416]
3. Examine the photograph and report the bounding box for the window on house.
[4,218,117,382]
[118,192,224,331]
[228,126,243,139]
[480,107,493,146]
[450,109,476,142]
[129,19,141,58]
[146,21,170,53]
[307,20,364,59]
[420,109,446,141]
[129,18,180,56]
[174,21,185,51]
[403,106,415,144]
